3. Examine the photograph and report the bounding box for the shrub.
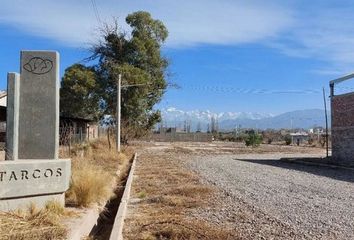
[245,132,262,147]
[138,190,147,199]
[45,200,65,216]
[284,134,292,145]
[66,161,113,207]
[65,137,132,207]
[238,133,249,142]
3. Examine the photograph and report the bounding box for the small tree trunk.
[107,127,112,150]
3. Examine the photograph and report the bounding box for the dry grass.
[0,138,133,239]
[157,141,326,156]
[123,141,327,239]
[89,139,128,174]
[123,151,236,239]
[0,201,68,240]
[163,146,194,155]
[66,138,133,207]
[65,160,114,207]
[134,217,237,240]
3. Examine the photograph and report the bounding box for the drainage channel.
[88,154,135,240]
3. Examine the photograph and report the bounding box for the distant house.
[0,106,5,144]
[0,91,99,145]
[153,126,213,142]
[0,92,6,120]
[290,132,309,145]
[0,106,5,122]
[59,115,99,145]
[0,92,6,144]
[0,91,6,107]
[159,127,185,134]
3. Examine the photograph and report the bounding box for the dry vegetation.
[161,141,326,155]
[65,138,133,207]
[123,149,237,240]
[66,160,113,207]
[124,141,327,240]
[0,150,5,161]
[0,201,69,240]
[0,137,133,239]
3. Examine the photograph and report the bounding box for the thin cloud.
[269,6,354,70]
[1,0,354,71]
[0,0,294,47]
[0,1,99,47]
[310,69,350,76]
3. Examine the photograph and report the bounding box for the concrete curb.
[67,208,100,240]
[109,153,137,240]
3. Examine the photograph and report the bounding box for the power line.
[178,85,324,95]
[188,85,354,95]
[90,0,102,25]
[92,0,101,22]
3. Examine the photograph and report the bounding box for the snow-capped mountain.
[160,107,274,131]
[161,107,273,123]
[160,107,328,131]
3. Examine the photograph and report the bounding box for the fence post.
[87,125,90,142]
[68,127,72,155]
[79,127,83,143]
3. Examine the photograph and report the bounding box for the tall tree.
[90,11,169,142]
[60,64,100,120]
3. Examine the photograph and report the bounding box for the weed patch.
[123,152,235,239]
[0,201,68,240]
[66,160,114,207]
[66,138,133,207]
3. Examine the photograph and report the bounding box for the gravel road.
[188,153,354,239]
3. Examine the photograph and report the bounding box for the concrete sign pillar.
[18,51,59,160]
[0,51,70,211]
[6,73,20,160]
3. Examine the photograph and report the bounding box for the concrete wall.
[148,132,213,142]
[331,92,354,165]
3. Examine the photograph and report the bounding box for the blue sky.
[1,0,354,114]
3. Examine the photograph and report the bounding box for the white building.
[0,92,6,107]
[290,132,309,145]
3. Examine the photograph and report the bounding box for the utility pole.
[115,78,155,152]
[290,118,293,132]
[116,74,121,152]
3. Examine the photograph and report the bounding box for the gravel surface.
[188,153,354,239]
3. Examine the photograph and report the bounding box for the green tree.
[284,134,292,145]
[245,131,263,147]
[90,11,169,142]
[60,64,100,120]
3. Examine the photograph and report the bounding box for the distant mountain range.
[160,107,329,131]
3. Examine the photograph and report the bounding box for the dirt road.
[125,142,353,239]
[189,153,354,239]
